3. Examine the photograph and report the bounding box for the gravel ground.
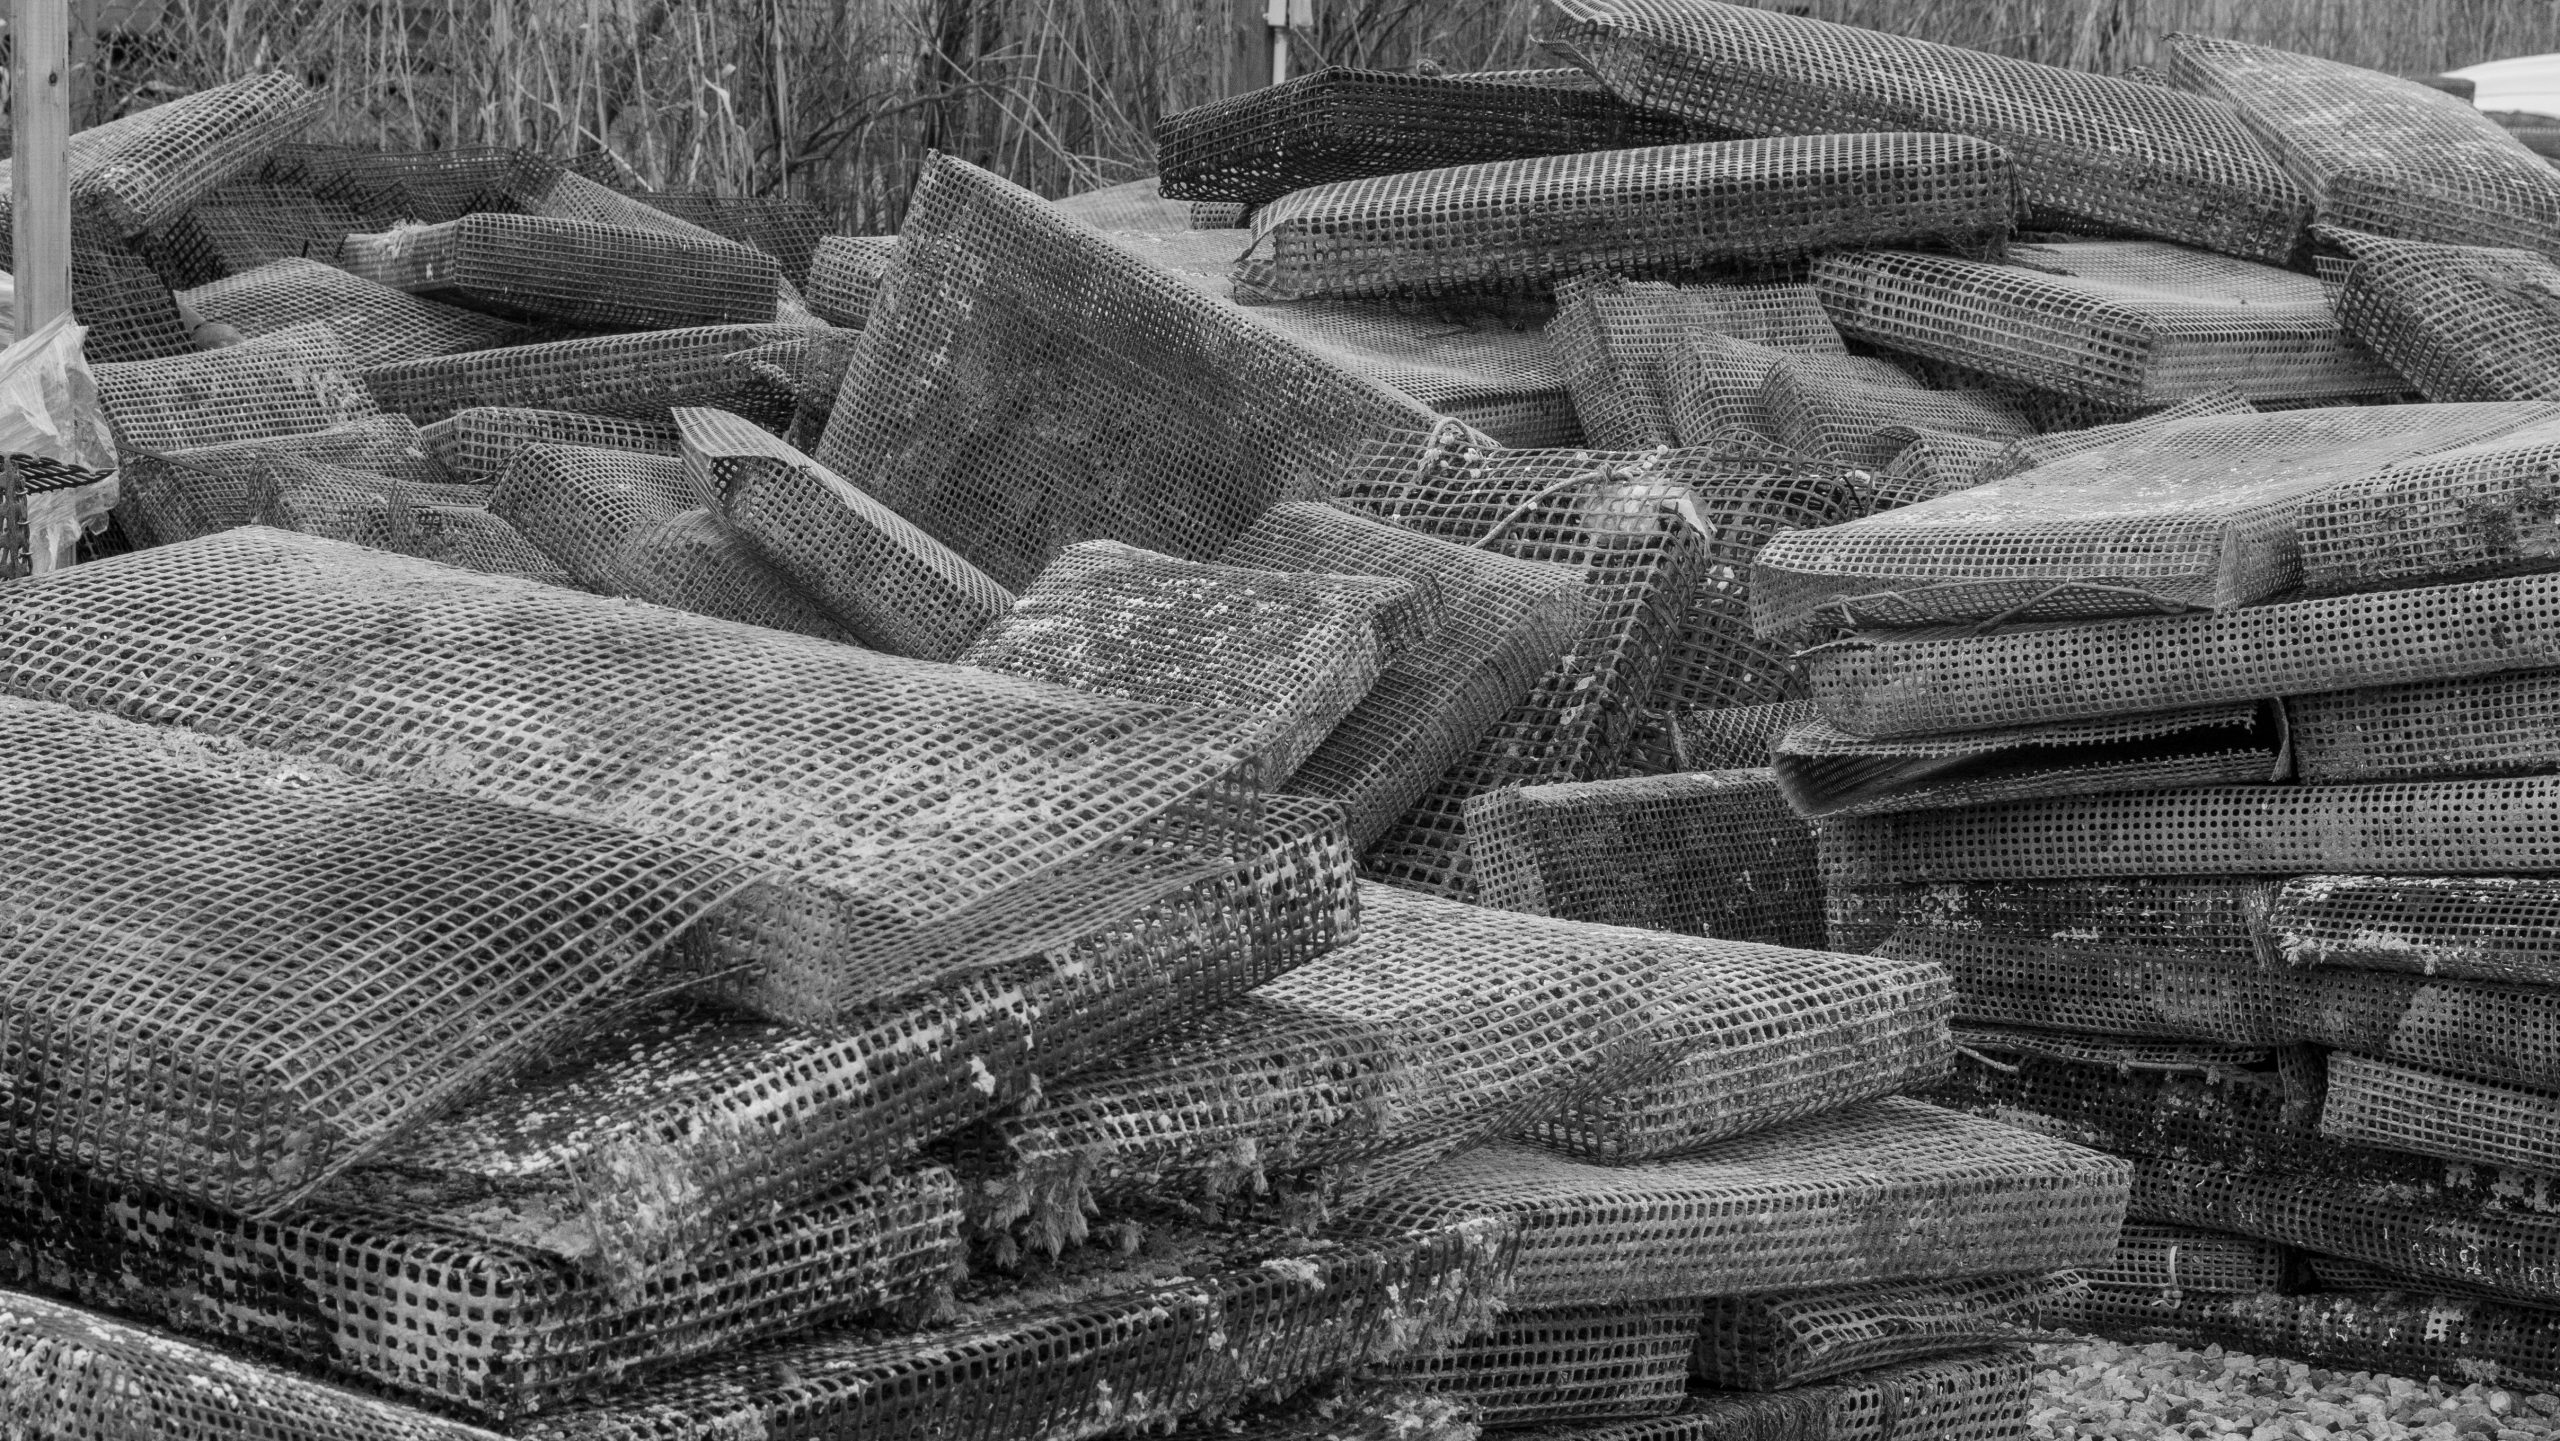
[2034,1339,2560,1440]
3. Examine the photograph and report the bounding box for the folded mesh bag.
[1582,1348,2038,1441]
[138,181,365,286]
[246,454,576,587]
[1756,356,2032,471]
[179,256,526,365]
[802,233,899,327]
[1662,333,1919,449]
[2298,409,2560,593]
[1618,698,1821,777]
[2318,228,2560,403]
[1238,299,1584,448]
[332,212,782,329]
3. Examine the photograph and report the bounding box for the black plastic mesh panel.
[244,454,577,587]
[269,143,554,228]
[95,320,379,455]
[111,416,452,549]
[56,213,198,363]
[1236,133,2016,304]
[179,257,527,364]
[1047,176,1222,233]
[1980,388,2260,483]
[139,183,366,287]
[803,234,898,328]
[361,324,799,427]
[1758,357,2032,472]
[1853,877,2278,958]
[1238,299,1584,450]
[1591,1348,2036,1441]
[1695,1273,2063,1391]
[2270,874,2560,985]
[1618,699,1822,777]
[2321,228,2560,403]
[332,212,781,328]
[1371,1298,1701,1426]
[1548,275,1852,450]
[1,73,321,237]
[2292,967,2560,1098]
[1663,336,1913,450]
[2296,410,2560,597]
[422,405,680,480]
[614,189,828,283]
[2322,1050,2560,1178]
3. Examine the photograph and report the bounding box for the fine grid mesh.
[95,320,381,455]
[2270,875,2560,985]
[1343,1099,2128,1310]
[1811,243,2407,407]
[1584,1348,2037,1441]
[0,528,1270,1020]
[612,189,828,282]
[1237,300,1584,450]
[1618,698,1823,777]
[961,541,1425,783]
[0,694,753,1216]
[2163,34,2560,256]
[1859,877,2280,959]
[0,73,321,237]
[1694,1273,2064,1391]
[1046,176,1218,233]
[612,510,854,640]
[1948,1023,2278,1074]
[674,406,1013,660]
[1800,571,2560,738]
[422,406,680,480]
[2319,228,2560,402]
[1218,501,1586,849]
[2293,967,2560,1097]
[810,155,1443,593]
[2321,1051,2560,1177]
[802,234,899,327]
[1771,701,2289,820]
[136,182,366,288]
[243,455,577,588]
[1754,354,2032,471]
[1750,403,2560,634]
[1235,133,2017,304]
[1662,334,1914,449]
[1368,1298,1701,1426]
[178,257,527,365]
[331,212,782,329]
[2288,668,2560,782]
[2052,1289,2560,1398]
[361,324,801,427]
[1878,929,2304,1044]
[1156,65,1700,211]
[1544,0,2308,260]
[2297,410,2560,594]
[267,143,556,227]
[2078,1223,2290,1297]
[0,1287,507,1441]
[1548,274,1852,451]
[1464,767,1825,947]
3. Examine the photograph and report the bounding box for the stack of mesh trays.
[2318,225,2560,402]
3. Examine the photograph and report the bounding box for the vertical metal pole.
[12,0,73,341]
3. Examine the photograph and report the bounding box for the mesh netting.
[1978,388,2260,484]
[2078,1222,2291,1298]
[1882,929,2303,1044]
[0,1287,506,1441]
[803,234,899,328]
[1548,275,1851,450]
[0,73,321,237]
[1046,175,1228,233]
[1370,1298,1701,1427]
[420,405,680,480]
[361,324,800,427]
[611,509,855,639]
[244,454,576,587]
[138,183,367,287]
[2288,667,2560,783]
[2322,1051,2560,1178]
[2296,410,2560,595]
[1772,701,2290,819]
[53,214,199,364]
[2270,874,2560,985]
[2319,229,2560,403]
[1238,300,1584,449]
[269,143,555,227]
[1694,1274,2063,1391]
[809,154,1440,592]
[1345,1098,2129,1310]
[1871,430,2011,506]
[178,257,527,365]
[331,212,782,329]
[1585,1348,2037,1441]
[2163,34,2560,256]
[1547,0,2307,259]
[2055,1288,2560,1397]
[95,320,379,455]
[1156,65,1699,211]
[1851,876,2278,961]
[111,416,453,549]
[613,189,828,283]
[1661,335,1914,450]
[1234,133,2017,304]
[1618,699,1822,777]
[673,406,1012,660]
[1465,767,1824,946]
[1760,360,2032,473]
[1947,1023,2279,1075]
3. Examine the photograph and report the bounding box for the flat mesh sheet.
[1582,1348,2037,1441]
[1236,133,2017,303]
[95,320,380,455]
[1547,0,2308,260]
[423,406,680,480]
[179,257,527,365]
[810,154,1440,592]
[1344,1098,2129,1310]
[1695,1274,2063,1391]
[1369,1298,1701,1427]
[2270,874,2560,986]
[361,324,800,428]
[803,234,899,328]
[332,212,782,329]
[0,73,321,237]
[1547,275,1853,451]
[1662,336,1916,451]
[2321,1050,2560,1178]
[2321,229,2560,403]
[2296,406,2560,596]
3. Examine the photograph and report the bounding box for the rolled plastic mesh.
[0,73,320,237]
[1584,1348,2037,1441]
[179,257,527,364]
[2319,228,2560,403]
[1369,1298,1702,1426]
[1694,1274,2064,1391]
[95,320,380,455]
[361,324,800,427]
[1618,698,1821,777]
[2297,410,2560,595]
[803,234,899,328]
[331,212,782,328]
[1236,133,2017,303]
[2270,874,2560,985]
[1548,275,1853,450]
[1547,0,2308,260]
[245,454,577,587]
[2321,1051,2560,1177]
[422,406,680,480]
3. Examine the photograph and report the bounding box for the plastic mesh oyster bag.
[247,454,576,587]
[618,190,828,284]
[331,212,782,329]
[1695,1274,2070,1391]
[1663,332,1918,449]
[2320,1051,2560,1180]
[424,406,679,480]
[1367,1297,1701,1427]
[94,319,378,455]
[2290,411,2560,593]
[2320,227,2560,403]
[112,416,452,549]
[2287,668,2560,784]
[1974,388,2258,484]
[1582,1348,2038,1441]
[802,234,899,327]
[1617,698,1820,778]
[361,324,800,427]
[0,73,320,237]
[1757,353,2032,471]
[141,180,366,286]
[2270,875,2560,987]
[1549,274,1853,450]
[1233,299,1584,449]
[179,257,526,365]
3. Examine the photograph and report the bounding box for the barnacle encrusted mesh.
[961,541,1427,781]
[1755,357,2032,471]
[422,406,680,480]
[1752,404,2560,634]
[137,182,366,287]
[1619,699,1821,777]
[618,190,828,282]
[2269,875,2560,985]
[0,528,1268,1018]
[331,213,782,329]
[803,234,899,328]
[1235,133,2017,304]
[2163,34,2560,256]
[1771,702,2289,819]
[1801,572,2560,738]
[1546,0,2307,260]
[2058,1289,2560,1396]
[1237,301,1583,449]
[2288,668,2560,783]
[1587,1348,2038,1441]
[179,257,526,364]
[809,154,1441,592]
[1369,1298,1702,1426]
[1548,275,1852,450]
[0,694,752,1216]
[1464,768,1824,946]
[0,1287,506,1441]
[2315,229,2560,403]
[362,324,799,427]
[1218,501,1587,850]
[673,406,1012,660]
[244,455,574,587]
[1156,65,1698,210]
[1811,243,2407,408]
[2081,1223,2290,1298]
[2321,1051,2560,1177]
[1879,929,2304,1044]
[2295,412,2560,594]
[94,320,379,455]
[0,73,320,237]
[1694,1274,2064,1391]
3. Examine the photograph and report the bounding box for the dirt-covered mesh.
[243,457,578,587]
[2163,34,2560,257]
[1370,1298,1701,1426]
[1662,335,1917,449]
[1619,699,1822,777]
[0,694,751,1216]
[1236,134,2017,304]
[1751,404,2560,635]
[1218,501,1588,850]
[94,320,378,455]
[1810,244,2406,409]
[1546,1,2306,260]
[2060,1289,2560,1396]
[178,257,526,364]
[1694,1274,2064,1391]
[803,234,899,327]
[1771,701,2290,820]
[2312,229,2560,404]
[0,528,1276,1021]
[1528,953,1951,1164]
[961,541,1427,782]
[1156,65,1700,211]
[1921,1034,2341,1176]
[1801,571,2560,738]
[0,1287,507,1441]
[4,1148,964,1420]
[1948,1022,2280,1074]
[2079,1223,2290,1298]
[1852,877,2280,961]
[1879,930,2306,1045]
[361,324,800,427]
[1757,358,2032,472]
[1548,275,1852,450]
[2270,875,2560,985]
[612,190,828,283]
[485,442,695,588]
[673,406,1013,660]
[331,213,782,328]
[2322,1051,2560,1177]
[1586,1348,2037,1441]
[0,73,320,238]
[1236,300,1583,449]
[2288,668,2560,783]
[138,183,367,287]
[2297,414,2560,596]
[811,156,1441,593]
[421,406,680,480]
[1465,768,1824,945]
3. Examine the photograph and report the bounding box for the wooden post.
[12,0,73,341]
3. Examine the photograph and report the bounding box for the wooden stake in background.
[11,0,72,342]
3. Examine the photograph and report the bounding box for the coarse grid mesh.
[1464,767,1824,946]
[243,454,576,588]
[1920,1038,2338,1181]
[110,416,453,550]
[2059,1288,2560,1397]
[614,189,828,282]
[1662,335,1913,449]
[1694,1274,2063,1391]
[1547,275,1851,450]
[2270,874,2560,985]
[1752,403,2560,634]
[1345,1098,2129,1310]
[0,528,1270,1020]
[803,234,899,328]
[1772,701,2290,820]
[1810,243,2405,408]
[2077,1223,2291,1298]
[2317,229,2560,403]
[0,73,321,237]
[1946,1023,2278,1075]
[2322,1051,2560,1178]
[1871,430,2011,506]
[2296,409,2560,595]
[810,155,1441,593]
[0,693,752,1216]
[178,257,527,365]
[674,406,1013,660]
[0,1287,506,1441]
[1619,699,1821,777]
[53,215,199,363]
[1236,134,2017,304]
[609,509,855,640]
[1859,880,2273,969]
[268,143,555,227]
[1546,0,2307,260]
[1802,571,2560,738]
[1757,357,2032,472]
[1239,300,1584,449]
[1880,930,2303,1045]
[2290,965,2560,1099]
[2287,667,2560,783]
[332,213,782,328]
[421,405,680,480]
[1588,1348,2038,1441]
[2163,34,2560,257]
[1979,388,2259,483]
[138,183,366,287]
[1370,1298,1701,1427]
[1155,66,1700,211]
[484,441,695,590]
[94,320,379,455]
[361,324,800,427]
[1046,175,1216,233]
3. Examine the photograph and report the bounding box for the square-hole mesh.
[1848,877,2280,960]
[2062,1289,2560,1398]
[1047,176,1223,233]
[1881,929,2304,1045]
[2323,1051,2560,1179]
[1872,430,2013,506]
[1343,1098,2129,1310]
[1546,1,2307,259]
[270,143,555,227]
[1549,275,1851,450]
[140,182,367,288]
[808,154,1441,593]
[2296,408,2560,595]
[2316,229,2560,404]
[1236,299,1583,450]
[2290,668,2560,783]
[1618,699,1822,778]
[361,324,800,428]
[1597,1347,2037,1441]
[179,257,528,364]
[1757,356,2032,472]
[244,454,576,587]
[95,320,380,455]
[1977,388,2260,484]
[1695,1273,2066,1391]
[803,234,898,328]
[0,73,321,238]
[2270,874,2560,986]
[1235,134,2017,304]
[52,213,199,363]
[609,190,828,283]
[1368,1298,1701,1427]
[1663,335,1915,450]
[674,406,1013,660]
[2079,1222,2291,1298]
[421,406,680,480]
[2294,968,2560,1101]
[331,213,781,329]
[1465,767,1824,946]
[111,416,454,548]
[623,509,854,639]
